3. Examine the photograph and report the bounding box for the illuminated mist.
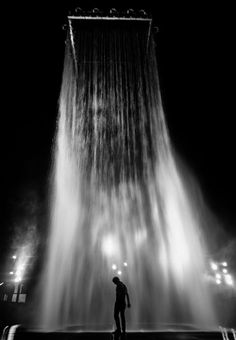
[40,20,216,330]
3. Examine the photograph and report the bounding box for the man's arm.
[126,289,131,308]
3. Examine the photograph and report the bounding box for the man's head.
[112,276,120,285]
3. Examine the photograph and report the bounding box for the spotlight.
[74,7,84,15]
[109,8,118,17]
[91,8,101,16]
[126,9,135,17]
[62,24,67,31]
[138,9,148,18]
[153,26,159,34]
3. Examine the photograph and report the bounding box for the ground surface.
[2,329,233,340]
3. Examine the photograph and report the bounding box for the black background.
[0,2,235,263]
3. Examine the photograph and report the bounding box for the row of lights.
[111,262,128,276]
[0,255,18,287]
[9,255,26,283]
[210,261,234,286]
[70,8,150,19]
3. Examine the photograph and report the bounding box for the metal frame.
[68,16,152,22]
[67,13,153,64]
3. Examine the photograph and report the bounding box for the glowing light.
[225,274,234,286]
[216,279,221,285]
[222,262,227,267]
[222,268,228,274]
[9,271,14,275]
[0,282,4,286]
[14,277,22,283]
[216,273,221,279]
[123,262,128,267]
[101,235,119,257]
[12,255,17,260]
[210,262,218,271]
[112,264,117,270]
[117,270,122,275]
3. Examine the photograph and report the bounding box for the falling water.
[40,19,216,330]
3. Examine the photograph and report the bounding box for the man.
[112,276,131,335]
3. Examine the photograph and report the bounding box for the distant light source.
[222,262,228,267]
[101,235,119,257]
[9,271,14,275]
[223,268,228,274]
[216,279,221,285]
[112,264,117,270]
[211,262,218,271]
[123,262,128,267]
[216,273,221,279]
[12,255,17,260]
[117,270,122,275]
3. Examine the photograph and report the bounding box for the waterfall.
[40,19,216,330]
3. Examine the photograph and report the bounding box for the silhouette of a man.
[112,276,131,335]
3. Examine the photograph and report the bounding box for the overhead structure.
[68,8,151,21]
[67,8,153,65]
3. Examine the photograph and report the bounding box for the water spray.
[40,8,217,330]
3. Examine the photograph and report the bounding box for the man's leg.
[114,304,121,333]
[120,308,126,333]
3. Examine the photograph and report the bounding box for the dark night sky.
[0,2,235,264]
